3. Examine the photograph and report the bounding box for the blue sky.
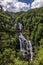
[0,0,43,12]
[19,0,34,4]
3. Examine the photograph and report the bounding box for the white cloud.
[0,0,43,12]
[0,0,30,12]
[31,0,43,9]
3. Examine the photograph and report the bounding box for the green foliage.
[0,7,43,65]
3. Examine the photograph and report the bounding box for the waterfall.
[18,22,23,31]
[28,41,33,61]
[19,32,26,51]
[16,22,33,61]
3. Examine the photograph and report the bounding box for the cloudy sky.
[0,0,43,12]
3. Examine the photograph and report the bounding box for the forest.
[0,7,43,65]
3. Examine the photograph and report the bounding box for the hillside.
[0,7,43,65]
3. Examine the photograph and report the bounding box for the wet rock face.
[17,22,34,61]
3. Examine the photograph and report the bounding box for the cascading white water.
[28,41,33,61]
[19,32,26,51]
[17,22,33,61]
[19,33,33,61]
[18,22,23,31]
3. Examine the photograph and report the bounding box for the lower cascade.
[16,22,33,61]
[19,33,33,61]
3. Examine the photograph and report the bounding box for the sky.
[0,0,43,12]
[19,0,34,4]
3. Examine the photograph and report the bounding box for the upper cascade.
[16,22,23,32]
